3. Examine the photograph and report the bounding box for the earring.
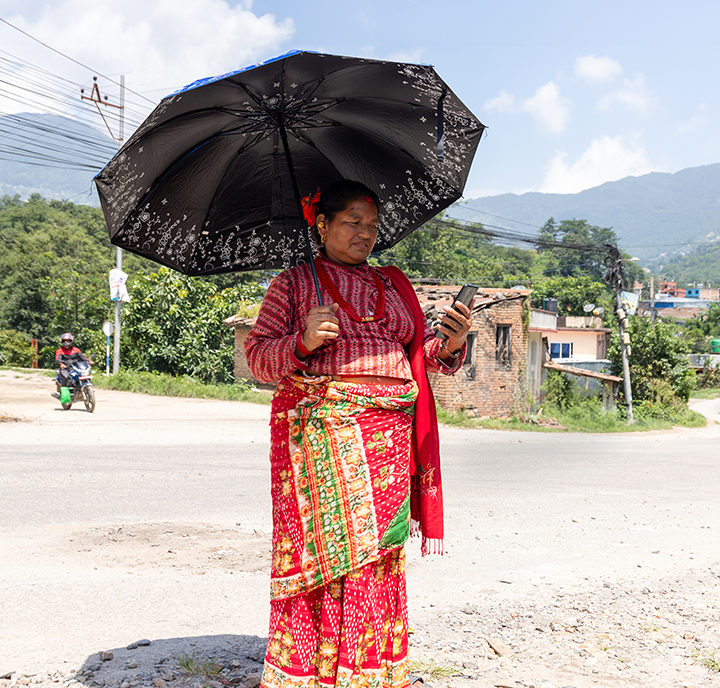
[320,235,326,244]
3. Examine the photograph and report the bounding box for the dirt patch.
[5,523,272,575]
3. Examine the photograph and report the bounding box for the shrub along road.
[1,369,719,687]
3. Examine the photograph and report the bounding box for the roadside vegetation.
[92,369,271,405]
[1,195,717,432]
[437,395,706,433]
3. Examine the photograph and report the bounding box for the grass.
[691,387,720,399]
[408,659,461,680]
[175,649,223,676]
[0,365,53,376]
[93,369,271,404]
[436,397,707,433]
[697,649,720,672]
[436,405,562,432]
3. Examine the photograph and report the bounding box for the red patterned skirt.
[261,375,418,688]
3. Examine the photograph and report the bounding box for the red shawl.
[377,266,444,554]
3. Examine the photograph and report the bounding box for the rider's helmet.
[60,333,74,350]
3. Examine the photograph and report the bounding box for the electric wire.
[0,17,155,104]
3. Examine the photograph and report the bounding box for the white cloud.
[677,103,710,134]
[482,83,570,134]
[483,90,515,112]
[574,55,623,83]
[539,135,662,194]
[382,49,424,64]
[522,82,571,134]
[597,76,654,116]
[1,0,294,107]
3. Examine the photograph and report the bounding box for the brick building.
[414,286,530,417]
[224,315,258,383]
[226,286,531,418]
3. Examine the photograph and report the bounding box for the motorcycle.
[54,354,96,413]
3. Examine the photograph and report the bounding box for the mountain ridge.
[0,112,116,205]
[454,164,720,261]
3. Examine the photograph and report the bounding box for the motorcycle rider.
[52,333,91,399]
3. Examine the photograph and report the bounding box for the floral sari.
[261,374,418,688]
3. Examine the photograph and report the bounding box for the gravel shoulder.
[1,369,719,688]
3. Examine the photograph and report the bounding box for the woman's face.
[317,197,379,266]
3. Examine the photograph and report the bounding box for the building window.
[496,324,511,366]
[549,342,574,359]
[462,332,477,380]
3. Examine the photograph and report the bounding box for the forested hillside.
[646,243,720,286]
[455,164,720,262]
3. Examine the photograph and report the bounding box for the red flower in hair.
[301,188,321,226]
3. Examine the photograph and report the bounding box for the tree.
[0,329,35,367]
[120,268,264,384]
[372,216,534,286]
[529,276,611,318]
[0,196,111,355]
[44,263,112,362]
[0,195,176,363]
[538,218,619,281]
[607,317,695,402]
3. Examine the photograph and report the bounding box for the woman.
[245,180,473,688]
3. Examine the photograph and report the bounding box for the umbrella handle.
[278,121,324,306]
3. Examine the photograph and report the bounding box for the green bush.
[682,302,720,351]
[120,269,264,384]
[608,317,695,402]
[627,378,685,421]
[0,329,35,367]
[542,369,576,411]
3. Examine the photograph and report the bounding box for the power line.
[427,217,606,253]
[452,205,548,231]
[0,17,155,104]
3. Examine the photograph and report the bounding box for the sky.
[1,0,719,200]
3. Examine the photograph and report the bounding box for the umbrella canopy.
[95,50,485,276]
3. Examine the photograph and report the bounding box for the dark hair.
[317,180,381,224]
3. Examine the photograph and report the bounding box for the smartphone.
[434,284,479,340]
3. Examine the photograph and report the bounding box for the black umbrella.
[95,50,485,303]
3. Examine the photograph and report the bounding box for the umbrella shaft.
[278,121,324,306]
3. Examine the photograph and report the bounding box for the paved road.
[1,369,719,672]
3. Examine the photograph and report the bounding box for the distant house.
[686,287,720,300]
[659,281,686,298]
[527,309,619,407]
[225,285,532,417]
[638,297,714,322]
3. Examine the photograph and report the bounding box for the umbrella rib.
[122,126,275,243]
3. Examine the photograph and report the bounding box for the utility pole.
[650,274,656,323]
[82,76,125,373]
[604,245,634,423]
[113,75,125,374]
